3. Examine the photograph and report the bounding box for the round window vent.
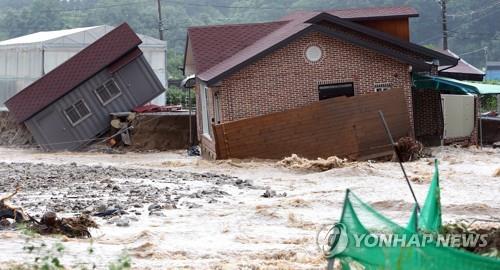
[305,45,322,62]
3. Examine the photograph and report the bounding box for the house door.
[33,108,76,150]
[318,83,354,100]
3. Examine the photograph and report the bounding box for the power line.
[447,0,500,17]
[458,46,488,56]
[418,3,500,44]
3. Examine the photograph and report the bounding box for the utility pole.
[156,0,168,105]
[156,0,164,40]
[440,0,448,50]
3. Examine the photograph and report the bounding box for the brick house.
[183,6,459,159]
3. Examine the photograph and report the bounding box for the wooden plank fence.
[213,88,410,160]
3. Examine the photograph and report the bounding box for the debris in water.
[277,154,345,172]
[493,168,500,177]
[0,185,31,223]
[443,221,500,257]
[393,137,424,162]
[0,186,97,238]
[261,188,287,198]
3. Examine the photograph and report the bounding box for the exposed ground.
[0,146,499,269]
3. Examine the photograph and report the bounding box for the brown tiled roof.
[328,6,418,20]
[280,6,418,21]
[188,6,419,78]
[186,7,456,85]
[188,21,287,74]
[437,49,485,75]
[6,23,142,123]
[197,17,313,82]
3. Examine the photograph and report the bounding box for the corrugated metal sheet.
[25,55,164,151]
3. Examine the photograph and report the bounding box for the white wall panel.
[441,94,475,139]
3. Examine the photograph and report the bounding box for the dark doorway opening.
[318,83,354,100]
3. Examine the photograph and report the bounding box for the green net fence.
[328,160,500,269]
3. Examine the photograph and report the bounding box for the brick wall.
[412,89,479,146]
[412,88,443,144]
[212,31,413,127]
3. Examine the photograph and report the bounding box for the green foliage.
[167,51,184,80]
[166,86,195,108]
[15,238,131,270]
[480,95,497,112]
[16,223,38,237]
[0,0,498,73]
[476,80,499,112]
[21,242,65,270]
[108,253,131,270]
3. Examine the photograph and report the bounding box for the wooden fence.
[213,89,410,160]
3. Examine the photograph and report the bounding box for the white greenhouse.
[0,25,167,109]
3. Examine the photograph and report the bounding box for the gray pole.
[156,0,168,105]
[441,0,448,50]
[156,0,164,40]
[378,111,421,221]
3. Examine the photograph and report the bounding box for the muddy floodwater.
[0,146,499,269]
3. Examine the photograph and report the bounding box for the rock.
[149,211,165,217]
[0,218,11,228]
[95,204,107,212]
[93,208,121,217]
[116,217,130,227]
[261,189,287,198]
[148,204,162,211]
[262,189,276,198]
[41,212,57,227]
[164,202,177,209]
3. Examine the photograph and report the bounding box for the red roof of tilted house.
[5,23,142,123]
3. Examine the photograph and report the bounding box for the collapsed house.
[5,23,165,151]
[0,25,167,109]
[183,6,468,159]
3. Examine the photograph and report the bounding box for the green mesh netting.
[329,160,500,269]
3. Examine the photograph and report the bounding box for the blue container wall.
[486,69,500,80]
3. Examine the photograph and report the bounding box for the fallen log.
[0,186,97,238]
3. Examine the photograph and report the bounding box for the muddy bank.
[0,111,34,147]
[128,113,197,151]
[0,162,252,217]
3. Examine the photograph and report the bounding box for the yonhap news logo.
[317,222,489,257]
[316,222,349,257]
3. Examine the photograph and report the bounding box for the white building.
[0,25,167,109]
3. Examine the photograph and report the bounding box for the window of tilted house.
[64,100,91,126]
[95,79,122,105]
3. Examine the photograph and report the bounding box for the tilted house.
[183,6,459,159]
[5,23,165,151]
[0,25,167,109]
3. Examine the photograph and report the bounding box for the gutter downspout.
[436,57,460,146]
[478,95,483,148]
[41,46,45,75]
[438,57,460,73]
